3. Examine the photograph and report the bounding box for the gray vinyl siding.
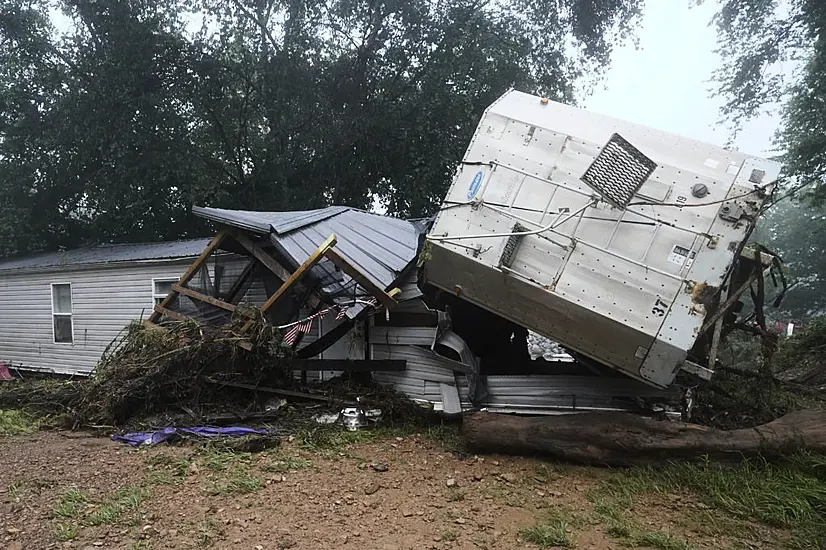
[0,260,196,375]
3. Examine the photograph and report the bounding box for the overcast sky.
[584,0,781,158]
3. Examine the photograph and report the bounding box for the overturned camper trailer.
[424,90,784,388]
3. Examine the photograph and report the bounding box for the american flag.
[282,316,315,346]
[281,298,380,346]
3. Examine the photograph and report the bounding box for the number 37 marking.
[652,298,669,317]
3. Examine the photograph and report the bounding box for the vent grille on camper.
[499,223,527,268]
[580,133,658,209]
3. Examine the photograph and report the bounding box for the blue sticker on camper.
[467,171,484,199]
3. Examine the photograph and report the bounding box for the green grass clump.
[146,455,190,485]
[520,508,575,548]
[53,487,88,518]
[593,498,697,550]
[88,502,122,525]
[54,521,78,541]
[201,450,250,472]
[520,520,573,548]
[593,454,826,549]
[0,409,40,435]
[206,469,262,496]
[262,455,314,473]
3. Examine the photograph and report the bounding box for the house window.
[51,283,73,344]
[152,278,178,307]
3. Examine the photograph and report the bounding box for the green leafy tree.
[710,0,826,201]
[0,0,644,257]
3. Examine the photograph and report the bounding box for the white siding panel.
[0,260,194,375]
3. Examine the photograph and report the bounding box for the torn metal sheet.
[457,374,678,414]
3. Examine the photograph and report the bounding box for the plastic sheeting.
[111,426,270,446]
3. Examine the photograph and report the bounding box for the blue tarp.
[111,426,269,447]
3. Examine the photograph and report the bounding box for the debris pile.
[77,311,292,426]
[0,309,434,432]
[0,311,292,427]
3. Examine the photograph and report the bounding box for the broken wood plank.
[152,304,191,322]
[323,248,398,311]
[230,231,322,308]
[149,231,227,323]
[207,379,355,404]
[291,359,406,372]
[258,234,337,315]
[463,409,826,467]
[172,284,246,314]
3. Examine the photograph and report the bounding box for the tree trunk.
[462,410,826,467]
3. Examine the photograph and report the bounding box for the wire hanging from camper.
[627,182,777,208]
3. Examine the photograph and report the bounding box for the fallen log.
[462,410,826,467]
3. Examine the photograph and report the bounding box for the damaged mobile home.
[0,90,785,415]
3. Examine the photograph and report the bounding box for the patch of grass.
[520,512,573,548]
[632,530,698,550]
[532,463,565,484]
[442,529,458,542]
[147,454,190,474]
[296,424,425,453]
[262,455,314,473]
[0,409,40,435]
[117,486,150,525]
[595,455,826,548]
[146,470,179,485]
[8,480,25,499]
[206,469,263,496]
[146,455,190,485]
[86,486,150,526]
[53,487,88,518]
[684,507,761,540]
[445,488,466,502]
[87,502,122,525]
[54,521,78,542]
[520,507,579,548]
[201,450,250,472]
[592,498,697,550]
[423,423,464,453]
[116,486,150,509]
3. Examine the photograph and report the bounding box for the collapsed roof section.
[147,206,425,348]
[191,206,424,318]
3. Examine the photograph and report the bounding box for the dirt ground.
[0,430,785,550]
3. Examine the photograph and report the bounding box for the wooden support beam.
[699,274,757,334]
[291,359,406,372]
[152,304,191,322]
[229,231,321,308]
[323,248,398,311]
[149,231,227,323]
[172,284,246,315]
[224,258,257,304]
[259,234,337,315]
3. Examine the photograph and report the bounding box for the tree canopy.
[710,0,826,201]
[0,0,643,257]
[708,0,826,322]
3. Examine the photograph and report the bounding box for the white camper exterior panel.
[427,91,782,387]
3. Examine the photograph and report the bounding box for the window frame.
[151,277,179,309]
[50,282,74,345]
